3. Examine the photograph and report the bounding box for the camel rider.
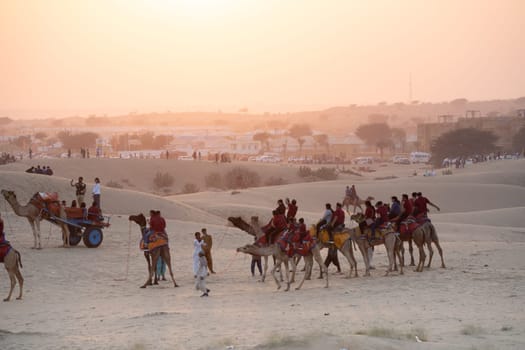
[286,198,298,222]
[316,203,333,237]
[414,192,440,218]
[265,210,287,244]
[297,218,308,240]
[410,192,418,213]
[363,200,376,240]
[345,185,353,200]
[275,199,286,216]
[389,196,401,220]
[328,202,345,242]
[144,210,164,249]
[375,201,389,229]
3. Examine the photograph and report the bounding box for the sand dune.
[0,158,524,349]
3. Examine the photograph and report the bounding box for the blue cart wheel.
[83,227,103,248]
[68,226,82,246]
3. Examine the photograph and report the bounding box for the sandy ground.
[0,159,524,349]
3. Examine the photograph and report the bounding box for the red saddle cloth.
[141,231,169,251]
[31,192,61,217]
[399,216,421,240]
[0,238,11,263]
[276,232,316,257]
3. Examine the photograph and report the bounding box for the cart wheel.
[83,227,103,248]
[68,226,82,246]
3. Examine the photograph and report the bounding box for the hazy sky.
[1,0,524,118]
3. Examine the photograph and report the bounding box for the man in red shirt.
[375,201,389,226]
[265,210,287,244]
[87,202,102,221]
[397,193,413,227]
[363,200,376,239]
[328,202,345,242]
[414,192,440,217]
[286,198,298,222]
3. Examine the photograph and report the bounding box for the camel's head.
[1,189,15,200]
[236,243,257,255]
[350,212,365,223]
[366,196,375,201]
[129,213,146,227]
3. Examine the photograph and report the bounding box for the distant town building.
[417,114,525,152]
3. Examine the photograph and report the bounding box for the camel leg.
[426,239,434,269]
[341,241,357,278]
[359,242,370,276]
[289,258,295,284]
[271,259,282,290]
[261,255,268,282]
[144,252,153,286]
[161,247,178,287]
[409,239,415,266]
[395,240,404,275]
[35,219,42,249]
[295,255,311,290]
[28,219,38,249]
[385,238,395,276]
[15,266,24,300]
[415,244,426,272]
[400,241,405,267]
[283,259,291,292]
[142,250,158,288]
[433,239,446,268]
[4,269,16,302]
[314,249,329,288]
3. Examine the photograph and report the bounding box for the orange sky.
[1,0,524,119]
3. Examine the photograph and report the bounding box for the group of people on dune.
[68,176,102,221]
[344,185,440,242]
[262,198,309,246]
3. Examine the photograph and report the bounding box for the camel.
[309,225,359,278]
[1,243,24,301]
[349,213,404,276]
[237,242,328,291]
[128,214,178,288]
[1,190,70,249]
[414,221,445,271]
[229,216,323,282]
[342,195,375,214]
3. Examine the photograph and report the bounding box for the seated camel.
[1,237,23,301]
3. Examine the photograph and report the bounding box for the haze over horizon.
[1,0,524,120]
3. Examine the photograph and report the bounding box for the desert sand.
[1,158,524,350]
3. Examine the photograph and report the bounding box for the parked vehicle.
[410,152,431,164]
[352,156,373,165]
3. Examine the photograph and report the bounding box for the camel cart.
[44,207,111,248]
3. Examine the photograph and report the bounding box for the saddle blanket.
[0,243,11,263]
[141,231,169,251]
[318,229,350,249]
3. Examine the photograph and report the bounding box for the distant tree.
[34,132,47,140]
[139,132,155,149]
[153,134,174,149]
[57,131,98,149]
[355,123,392,158]
[288,124,312,154]
[10,135,31,148]
[512,126,525,152]
[253,132,271,152]
[430,128,498,167]
[313,134,329,153]
[391,128,407,153]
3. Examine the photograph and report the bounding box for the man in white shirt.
[92,177,101,208]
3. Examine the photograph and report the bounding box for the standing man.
[193,231,205,278]
[70,177,86,206]
[201,228,215,274]
[92,177,101,208]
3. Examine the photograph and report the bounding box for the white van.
[410,152,431,164]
